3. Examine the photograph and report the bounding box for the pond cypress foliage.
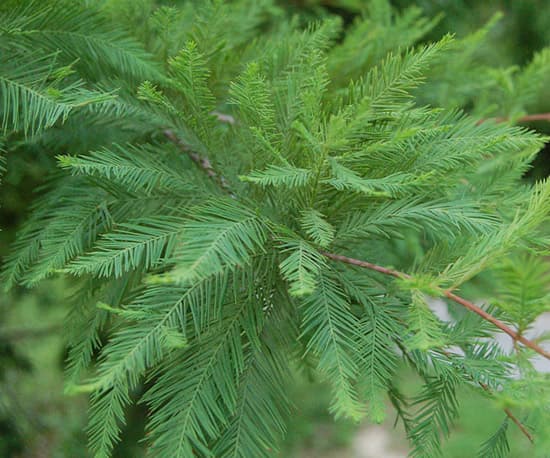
[2,1,550,456]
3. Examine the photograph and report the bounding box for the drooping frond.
[340,271,402,423]
[277,237,326,296]
[408,371,460,457]
[85,271,229,457]
[489,255,550,331]
[299,209,335,248]
[87,384,131,458]
[404,290,446,351]
[24,192,113,285]
[212,294,294,458]
[300,269,364,420]
[143,298,252,457]
[477,419,511,458]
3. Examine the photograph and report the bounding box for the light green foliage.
[2,1,550,457]
[300,209,335,248]
[489,255,550,332]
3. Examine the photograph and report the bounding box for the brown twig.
[503,406,533,442]
[163,129,234,196]
[478,382,534,443]
[321,251,550,361]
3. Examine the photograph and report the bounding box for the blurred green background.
[1,0,549,456]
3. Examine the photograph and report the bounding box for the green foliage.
[2,1,550,457]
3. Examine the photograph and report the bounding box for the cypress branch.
[321,251,550,360]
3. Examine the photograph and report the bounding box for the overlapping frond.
[0,0,161,81]
[278,237,326,296]
[478,419,511,458]
[143,299,252,457]
[212,295,294,458]
[337,199,500,241]
[239,165,311,188]
[0,52,113,135]
[68,215,186,278]
[300,209,335,248]
[168,199,269,282]
[300,269,364,419]
[58,143,197,195]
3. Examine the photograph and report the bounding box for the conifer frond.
[212,298,293,458]
[93,272,229,392]
[1,0,161,81]
[2,179,90,289]
[88,383,130,458]
[24,193,113,285]
[0,52,113,136]
[278,237,326,297]
[300,209,335,248]
[405,290,446,351]
[344,275,401,423]
[439,180,550,286]
[229,62,281,161]
[515,48,550,112]
[490,255,550,331]
[239,165,312,188]
[212,345,291,458]
[477,418,510,458]
[169,199,269,282]
[4,2,550,454]
[167,41,219,151]
[343,35,452,119]
[143,299,252,457]
[58,143,197,195]
[65,296,111,385]
[300,269,364,419]
[68,215,186,278]
[84,272,228,456]
[327,0,441,84]
[337,199,499,241]
[326,158,419,197]
[408,373,460,457]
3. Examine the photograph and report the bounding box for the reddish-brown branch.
[321,251,550,361]
[503,407,533,442]
[478,382,534,443]
[320,252,410,279]
[477,112,550,125]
